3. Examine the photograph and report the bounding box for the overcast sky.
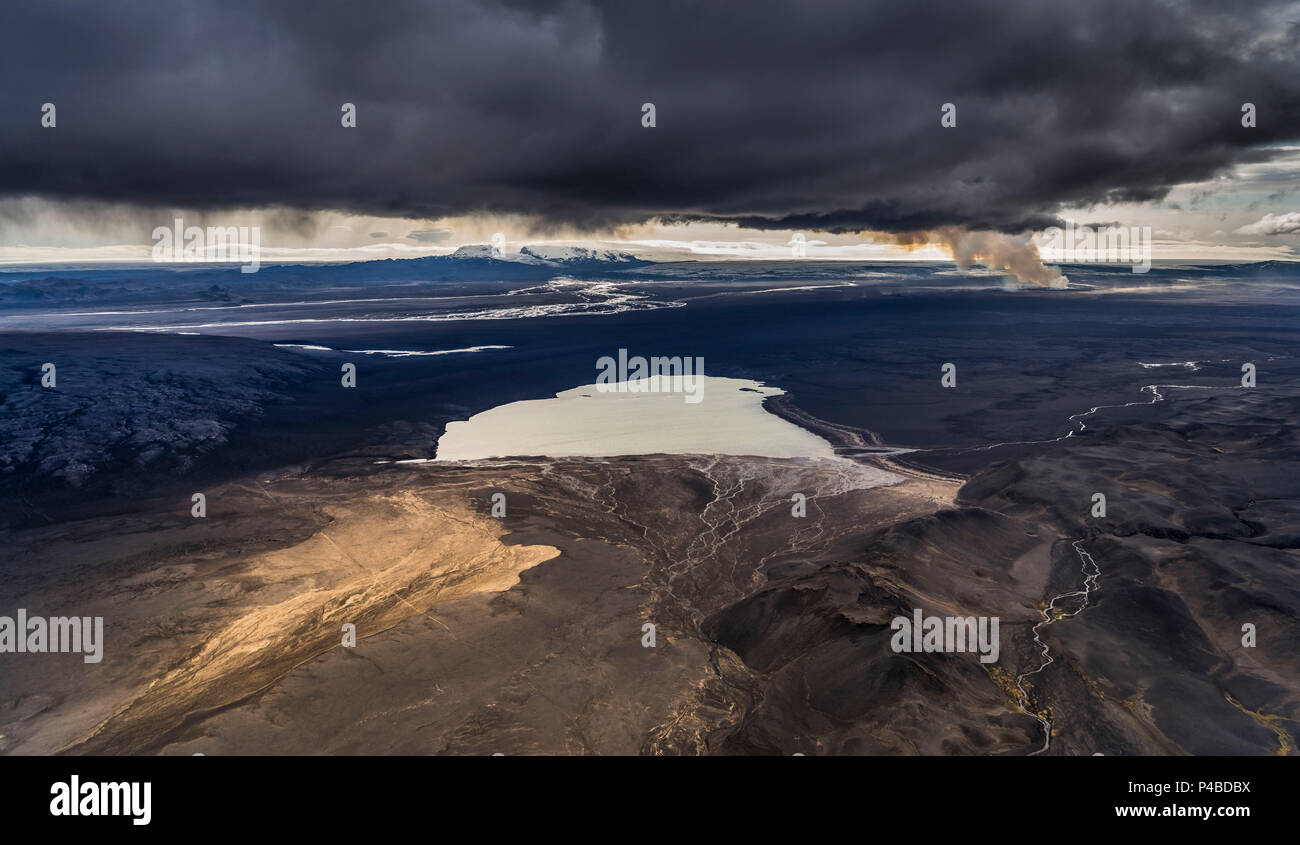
[1,0,1298,265]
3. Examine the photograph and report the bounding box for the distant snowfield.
[433,376,840,461]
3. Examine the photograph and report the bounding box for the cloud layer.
[1237,210,1300,234]
[3,0,1299,236]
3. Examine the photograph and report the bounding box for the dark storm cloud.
[2,0,1298,234]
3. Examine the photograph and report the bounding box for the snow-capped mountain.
[516,245,646,265]
[446,243,647,265]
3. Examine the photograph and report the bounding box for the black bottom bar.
[1,755,1282,832]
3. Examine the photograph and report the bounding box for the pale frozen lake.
[434,376,839,461]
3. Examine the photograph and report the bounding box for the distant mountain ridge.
[0,244,652,305]
[2,252,1299,307]
[449,244,645,265]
